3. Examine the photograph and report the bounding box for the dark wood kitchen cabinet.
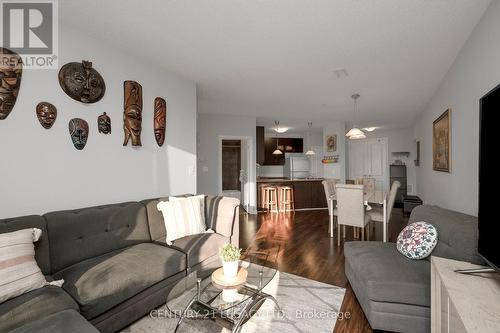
[262,136,303,165]
[264,138,285,165]
[256,126,265,165]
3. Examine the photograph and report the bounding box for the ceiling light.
[364,127,377,132]
[274,121,288,133]
[346,127,364,137]
[272,135,283,155]
[305,122,315,155]
[349,133,367,140]
[346,94,366,140]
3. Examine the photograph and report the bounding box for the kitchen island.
[257,177,328,211]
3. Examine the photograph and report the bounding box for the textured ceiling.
[60,0,490,128]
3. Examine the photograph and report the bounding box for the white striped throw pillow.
[157,195,207,245]
[0,228,48,303]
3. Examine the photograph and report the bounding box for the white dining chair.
[335,184,372,246]
[322,179,339,237]
[367,181,401,237]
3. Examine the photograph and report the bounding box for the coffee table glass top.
[167,259,277,314]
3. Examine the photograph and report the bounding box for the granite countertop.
[257,177,324,183]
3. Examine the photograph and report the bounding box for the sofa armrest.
[205,196,240,247]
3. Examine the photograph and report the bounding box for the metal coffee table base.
[174,280,281,333]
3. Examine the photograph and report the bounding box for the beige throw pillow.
[0,228,50,303]
[157,195,207,245]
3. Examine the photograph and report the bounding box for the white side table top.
[431,256,500,332]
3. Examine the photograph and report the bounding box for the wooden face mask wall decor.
[154,97,166,146]
[58,60,105,103]
[98,112,111,134]
[123,80,142,146]
[0,48,23,120]
[36,102,57,129]
[68,118,89,150]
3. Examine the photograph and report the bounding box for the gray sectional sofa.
[344,205,483,333]
[0,195,239,333]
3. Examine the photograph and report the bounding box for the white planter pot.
[222,260,239,278]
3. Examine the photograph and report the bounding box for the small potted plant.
[219,243,242,278]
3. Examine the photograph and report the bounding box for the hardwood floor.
[239,208,408,333]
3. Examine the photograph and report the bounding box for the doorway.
[222,140,241,191]
[219,136,253,213]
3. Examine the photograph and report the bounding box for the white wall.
[414,1,500,216]
[323,122,346,181]
[0,24,197,218]
[363,127,417,194]
[197,113,257,213]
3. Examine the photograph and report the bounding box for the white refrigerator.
[284,156,310,179]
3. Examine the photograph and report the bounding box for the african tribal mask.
[123,81,142,146]
[154,97,166,146]
[98,112,111,134]
[0,47,22,120]
[68,118,89,150]
[36,102,57,129]
[58,60,105,103]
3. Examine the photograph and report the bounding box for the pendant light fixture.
[273,121,288,134]
[305,122,315,155]
[346,94,366,139]
[272,134,283,155]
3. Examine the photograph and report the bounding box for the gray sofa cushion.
[167,233,227,268]
[0,215,51,275]
[344,241,430,307]
[0,286,78,333]
[44,202,151,273]
[9,309,99,333]
[53,243,186,319]
[409,205,483,264]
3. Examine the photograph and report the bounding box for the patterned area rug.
[122,269,346,333]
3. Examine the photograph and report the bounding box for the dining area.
[322,178,401,246]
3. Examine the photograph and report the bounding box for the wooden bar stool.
[278,186,295,212]
[262,187,278,212]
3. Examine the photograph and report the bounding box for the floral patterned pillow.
[397,221,438,259]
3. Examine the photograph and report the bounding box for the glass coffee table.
[166,259,280,333]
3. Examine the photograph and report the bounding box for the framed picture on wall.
[433,109,451,172]
[325,134,337,152]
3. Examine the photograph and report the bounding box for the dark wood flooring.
[239,208,408,333]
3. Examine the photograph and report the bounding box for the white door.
[348,138,389,191]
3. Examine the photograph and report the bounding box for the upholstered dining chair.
[335,184,372,246]
[367,181,401,238]
[363,178,376,193]
[322,179,339,236]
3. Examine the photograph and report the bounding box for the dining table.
[328,190,388,242]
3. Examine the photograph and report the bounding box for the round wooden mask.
[59,60,105,103]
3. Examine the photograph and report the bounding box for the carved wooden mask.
[36,102,57,129]
[68,118,89,150]
[154,97,166,146]
[0,48,22,120]
[123,81,142,146]
[58,61,105,103]
[98,112,111,134]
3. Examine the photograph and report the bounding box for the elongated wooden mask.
[123,81,142,146]
[154,97,166,146]
[0,48,22,120]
